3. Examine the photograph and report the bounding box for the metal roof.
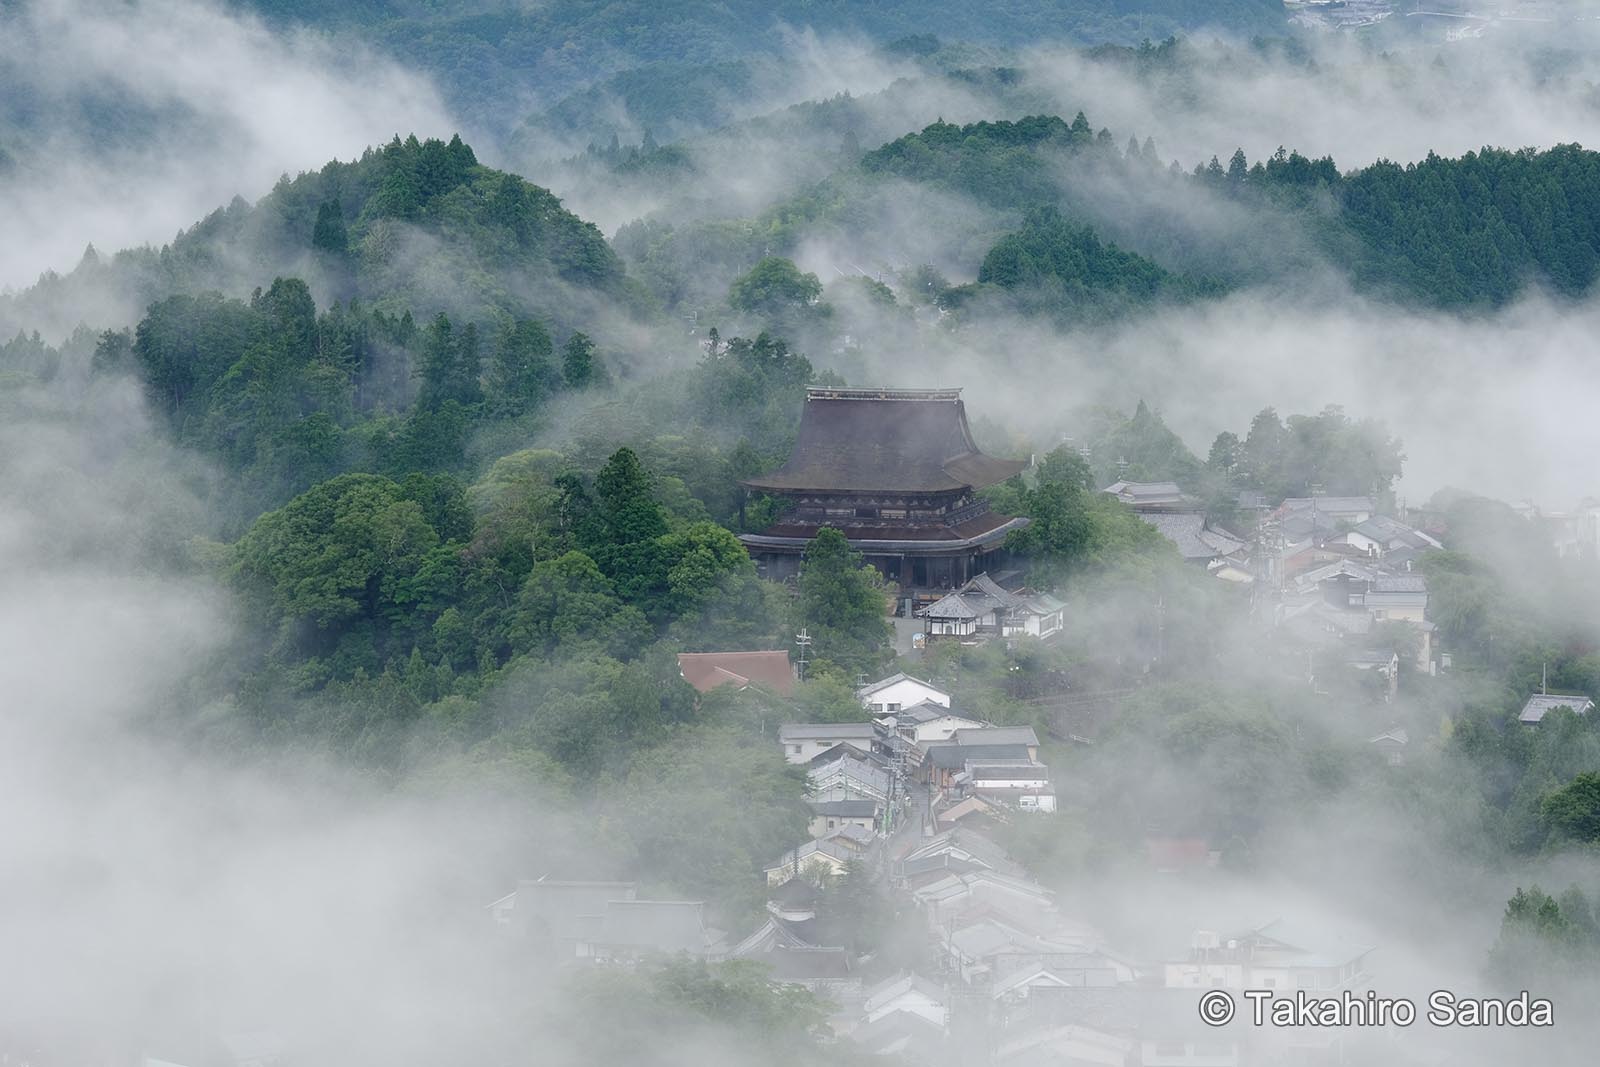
[779,722,878,740]
[858,672,946,698]
[1519,694,1596,723]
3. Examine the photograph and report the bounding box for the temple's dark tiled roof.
[741,388,1026,494]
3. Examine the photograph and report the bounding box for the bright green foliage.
[1540,773,1600,846]
[795,527,891,676]
[1004,477,1170,577]
[863,114,1096,209]
[508,550,643,656]
[591,446,668,546]
[1036,444,1096,491]
[976,206,1215,321]
[658,521,757,617]
[728,257,823,317]
[232,473,451,660]
[581,447,670,605]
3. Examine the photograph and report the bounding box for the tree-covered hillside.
[2,134,637,346]
[234,1,1286,123]
[621,109,1600,325]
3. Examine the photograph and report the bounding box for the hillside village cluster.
[489,665,1382,1065]
[483,389,1591,1066]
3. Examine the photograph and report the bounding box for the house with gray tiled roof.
[1519,693,1595,725]
[918,573,1066,641]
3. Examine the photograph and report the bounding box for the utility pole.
[795,628,812,682]
[1155,593,1166,671]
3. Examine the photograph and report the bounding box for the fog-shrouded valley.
[7,2,1600,1065]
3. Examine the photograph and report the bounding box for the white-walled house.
[1007,592,1065,638]
[808,798,880,838]
[861,972,949,1026]
[950,725,1040,760]
[965,762,1056,812]
[1362,575,1428,623]
[1368,727,1409,766]
[1162,922,1372,993]
[881,699,985,744]
[858,673,951,714]
[916,573,1065,641]
[809,754,892,803]
[965,762,1050,790]
[764,837,855,886]
[778,722,880,764]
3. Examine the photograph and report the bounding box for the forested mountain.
[13,12,1600,1062]
[1339,145,1600,306]
[1,134,634,343]
[615,108,1600,329]
[233,0,1287,124]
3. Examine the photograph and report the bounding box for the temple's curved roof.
[741,387,1026,494]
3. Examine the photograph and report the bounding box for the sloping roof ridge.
[860,671,939,695]
[807,386,962,400]
[919,591,983,619]
[965,571,1026,608]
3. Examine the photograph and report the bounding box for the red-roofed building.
[677,651,796,696]
[1145,836,1221,874]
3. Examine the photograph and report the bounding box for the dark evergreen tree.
[311,199,348,256]
[488,319,557,414]
[562,331,606,387]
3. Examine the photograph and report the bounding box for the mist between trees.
[6,4,1600,1065]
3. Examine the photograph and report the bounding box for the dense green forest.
[230,1,1286,124]
[11,10,1600,1062]
[851,113,1600,309]
[600,106,1600,338]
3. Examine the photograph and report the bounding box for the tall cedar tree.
[587,447,670,606]
[489,319,557,413]
[563,331,606,387]
[311,199,348,256]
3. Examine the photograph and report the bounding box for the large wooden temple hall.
[738,387,1031,592]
